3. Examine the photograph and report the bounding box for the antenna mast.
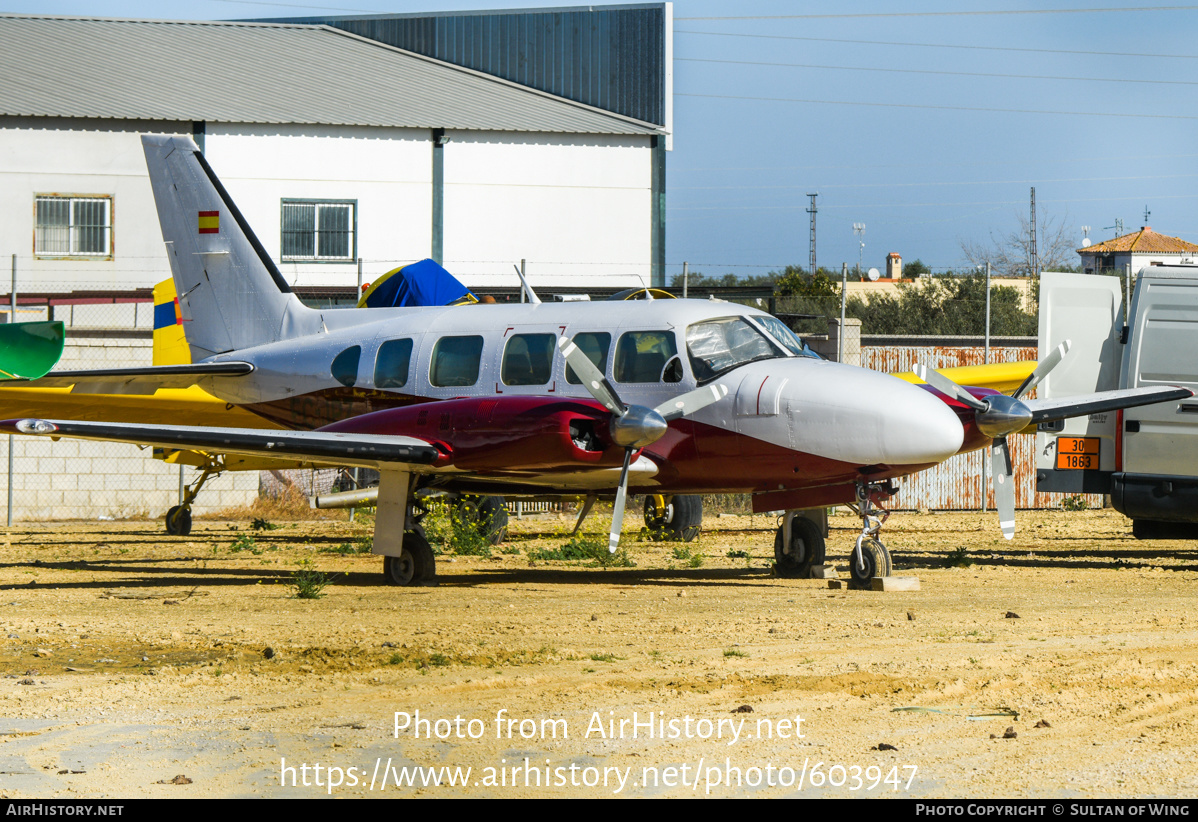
[807,192,819,276]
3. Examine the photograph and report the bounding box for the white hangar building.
[0,6,672,294]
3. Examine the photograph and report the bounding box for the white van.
[1037,267,1198,537]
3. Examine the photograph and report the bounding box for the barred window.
[35,195,112,258]
[281,200,355,261]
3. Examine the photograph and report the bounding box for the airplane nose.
[777,363,965,466]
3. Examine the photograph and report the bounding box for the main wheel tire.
[643,494,702,542]
[458,496,509,545]
[165,505,192,536]
[382,533,435,586]
[849,536,892,588]
[773,516,826,578]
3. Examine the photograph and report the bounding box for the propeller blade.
[913,363,988,412]
[608,449,634,553]
[558,336,624,416]
[654,383,728,422]
[1013,340,1071,400]
[990,437,1016,541]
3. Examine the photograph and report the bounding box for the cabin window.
[564,332,612,384]
[281,200,356,261]
[502,334,555,386]
[430,335,484,387]
[374,339,413,388]
[686,318,783,382]
[614,330,679,384]
[34,195,112,259]
[331,345,361,387]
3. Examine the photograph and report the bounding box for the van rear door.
[1035,271,1122,493]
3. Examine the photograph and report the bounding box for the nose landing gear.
[848,481,896,587]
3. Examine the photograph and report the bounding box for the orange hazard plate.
[1056,437,1100,470]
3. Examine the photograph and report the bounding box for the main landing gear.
[846,481,896,588]
[164,458,224,536]
[643,494,702,542]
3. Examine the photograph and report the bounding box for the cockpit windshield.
[686,317,786,383]
[750,315,821,359]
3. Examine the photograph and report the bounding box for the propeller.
[913,341,1072,541]
[557,336,727,552]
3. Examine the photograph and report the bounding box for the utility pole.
[806,193,819,277]
[1029,187,1039,280]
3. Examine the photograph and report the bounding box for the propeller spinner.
[557,336,727,552]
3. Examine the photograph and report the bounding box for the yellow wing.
[890,360,1037,395]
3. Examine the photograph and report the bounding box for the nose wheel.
[848,481,895,588]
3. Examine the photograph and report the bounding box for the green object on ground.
[0,321,65,380]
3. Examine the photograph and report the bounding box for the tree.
[902,258,932,278]
[774,265,840,298]
[960,211,1079,277]
[844,273,1035,336]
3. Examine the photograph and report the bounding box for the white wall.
[443,131,653,288]
[204,123,435,291]
[0,119,184,291]
[1,119,655,294]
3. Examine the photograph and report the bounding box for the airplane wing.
[891,360,1036,395]
[18,362,254,394]
[1023,386,1194,424]
[0,418,442,470]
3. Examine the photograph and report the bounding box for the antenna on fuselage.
[514,260,542,305]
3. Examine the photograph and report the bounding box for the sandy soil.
[2,506,1197,799]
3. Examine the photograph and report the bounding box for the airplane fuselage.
[194,298,967,505]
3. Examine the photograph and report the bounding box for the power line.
[672,152,1198,174]
[676,92,1198,121]
[675,29,1198,61]
[673,173,1198,192]
[676,56,1198,88]
[676,6,1198,20]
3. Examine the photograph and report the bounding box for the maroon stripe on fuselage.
[243,388,431,430]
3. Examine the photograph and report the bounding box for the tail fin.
[141,135,319,359]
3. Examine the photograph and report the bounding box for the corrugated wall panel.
[862,344,1104,511]
[269,6,668,126]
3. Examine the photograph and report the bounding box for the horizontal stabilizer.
[1024,385,1193,424]
[22,362,254,394]
[0,418,441,470]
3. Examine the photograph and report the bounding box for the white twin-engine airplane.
[3,135,1190,586]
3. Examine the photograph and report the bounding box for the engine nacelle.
[318,396,627,472]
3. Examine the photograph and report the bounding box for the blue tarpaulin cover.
[358,259,476,308]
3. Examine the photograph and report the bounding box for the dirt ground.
[1,505,1197,799]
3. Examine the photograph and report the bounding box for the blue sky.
[5,1,1197,280]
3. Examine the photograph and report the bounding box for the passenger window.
[430,335,483,387]
[614,330,679,383]
[331,345,360,387]
[564,332,611,384]
[374,338,413,388]
[502,333,555,386]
